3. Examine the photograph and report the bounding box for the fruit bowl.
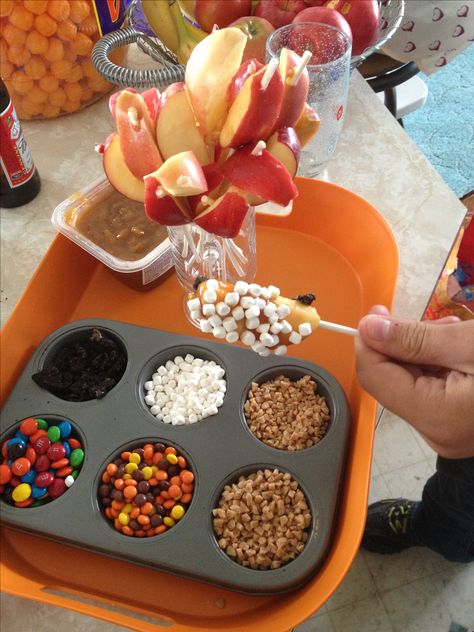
[91,0,405,89]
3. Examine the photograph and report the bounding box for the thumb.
[358,315,474,372]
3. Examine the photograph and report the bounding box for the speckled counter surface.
[0,69,468,631]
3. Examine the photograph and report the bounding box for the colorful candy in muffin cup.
[0,416,85,508]
[98,441,195,537]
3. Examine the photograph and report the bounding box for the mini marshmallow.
[268,285,280,298]
[208,314,222,327]
[258,348,271,357]
[263,302,277,318]
[270,322,283,334]
[260,332,275,347]
[203,289,217,303]
[144,381,154,391]
[232,305,245,320]
[226,331,239,343]
[240,330,256,346]
[274,345,288,356]
[212,326,226,339]
[245,305,260,319]
[248,283,262,296]
[216,301,231,317]
[240,296,255,309]
[234,280,249,295]
[276,304,291,319]
[145,394,155,406]
[256,323,270,334]
[268,314,279,325]
[260,286,272,300]
[255,297,266,310]
[200,319,213,333]
[202,303,216,317]
[206,279,219,291]
[225,291,240,306]
[246,317,260,329]
[187,297,201,312]
[288,331,302,344]
[222,316,238,332]
[251,341,265,353]
[280,320,292,334]
[298,322,312,336]
[190,309,201,321]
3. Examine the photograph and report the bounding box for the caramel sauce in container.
[52,177,173,290]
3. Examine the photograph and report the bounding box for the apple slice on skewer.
[115,90,163,179]
[144,175,194,226]
[188,162,227,215]
[222,141,298,206]
[266,127,301,178]
[274,48,310,130]
[156,83,213,165]
[194,188,249,238]
[109,88,161,126]
[294,103,320,147]
[150,151,208,197]
[185,27,247,143]
[219,59,284,148]
[101,133,145,202]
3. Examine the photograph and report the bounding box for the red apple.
[222,142,298,206]
[102,133,145,202]
[115,90,163,179]
[189,0,253,33]
[291,7,352,63]
[266,127,301,177]
[228,16,275,64]
[144,174,194,226]
[156,82,213,165]
[323,0,380,56]
[219,60,284,148]
[253,0,307,29]
[194,188,249,238]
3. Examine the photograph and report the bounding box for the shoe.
[362,498,422,554]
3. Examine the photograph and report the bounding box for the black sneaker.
[362,498,422,554]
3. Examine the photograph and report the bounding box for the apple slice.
[102,133,145,202]
[185,27,247,143]
[115,90,162,179]
[294,103,320,147]
[194,188,249,238]
[222,142,298,206]
[151,151,208,197]
[226,58,263,104]
[155,82,213,165]
[109,88,161,126]
[219,59,284,148]
[144,174,193,226]
[188,162,226,214]
[274,48,310,130]
[266,127,301,178]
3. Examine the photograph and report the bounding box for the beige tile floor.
[2,411,473,632]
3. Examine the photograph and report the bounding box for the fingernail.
[365,315,391,340]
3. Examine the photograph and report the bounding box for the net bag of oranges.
[0,0,126,120]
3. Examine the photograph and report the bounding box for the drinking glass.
[266,22,352,178]
[167,208,257,325]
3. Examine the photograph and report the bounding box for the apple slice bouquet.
[97,27,320,245]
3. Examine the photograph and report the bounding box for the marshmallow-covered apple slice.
[187,279,321,356]
[185,27,247,143]
[115,90,163,179]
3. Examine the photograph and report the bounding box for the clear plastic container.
[51,176,173,290]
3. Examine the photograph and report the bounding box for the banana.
[141,0,180,53]
[170,0,207,64]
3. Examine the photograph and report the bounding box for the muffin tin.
[0,318,350,595]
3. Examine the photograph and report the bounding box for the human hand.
[355,306,474,459]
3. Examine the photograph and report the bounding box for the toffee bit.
[294,293,316,305]
[193,275,208,290]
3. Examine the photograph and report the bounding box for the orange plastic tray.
[0,178,398,632]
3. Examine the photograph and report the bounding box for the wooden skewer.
[319,320,358,336]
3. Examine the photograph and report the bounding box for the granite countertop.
[0,67,468,630]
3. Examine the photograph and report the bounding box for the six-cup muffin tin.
[0,318,350,594]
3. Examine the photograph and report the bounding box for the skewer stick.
[319,320,358,336]
[261,57,279,90]
[288,50,312,86]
